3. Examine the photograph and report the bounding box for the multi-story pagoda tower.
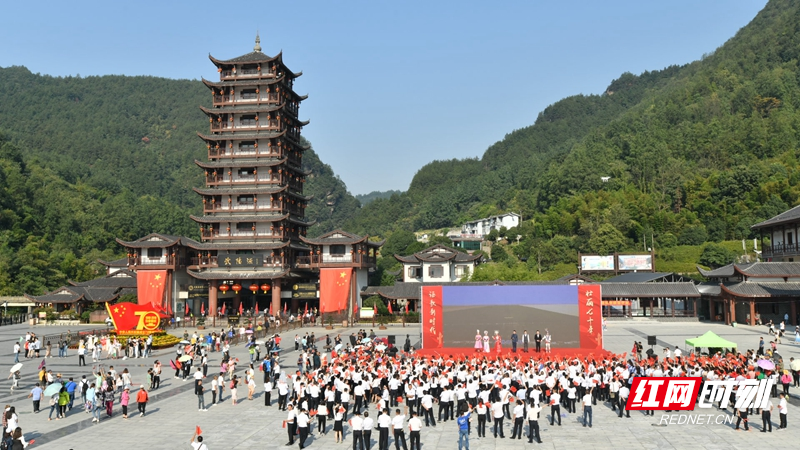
[187,35,314,316]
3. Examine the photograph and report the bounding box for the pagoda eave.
[192,186,287,196]
[194,158,288,169]
[188,268,290,280]
[190,214,290,224]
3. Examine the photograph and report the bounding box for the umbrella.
[38,359,46,370]
[169,360,177,370]
[180,340,191,345]
[178,355,192,362]
[334,344,343,351]
[245,342,255,348]
[361,338,372,344]
[791,359,800,372]
[758,359,775,370]
[375,344,387,351]
[246,330,254,334]
[43,383,61,397]
[9,363,22,373]
[198,342,209,347]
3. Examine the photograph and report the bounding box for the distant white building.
[460,212,521,239]
[395,244,482,282]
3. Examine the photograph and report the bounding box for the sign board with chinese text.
[187,285,208,298]
[220,254,263,267]
[105,303,165,333]
[617,254,653,271]
[580,255,615,271]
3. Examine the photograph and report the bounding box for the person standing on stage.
[493,332,502,354]
[522,331,530,353]
[534,331,542,353]
[482,332,490,353]
[544,330,552,353]
[474,331,482,353]
[511,331,518,353]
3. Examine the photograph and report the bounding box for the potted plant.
[378,314,388,330]
[325,314,334,330]
[197,315,206,330]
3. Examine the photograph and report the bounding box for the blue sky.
[0,1,767,195]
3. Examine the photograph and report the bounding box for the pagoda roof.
[198,130,287,141]
[394,244,481,264]
[116,232,183,249]
[199,103,286,115]
[187,268,290,280]
[194,158,287,169]
[98,257,128,268]
[720,281,800,298]
[201,76,285,89]
[193,186,286,196]
[183,241,292,251]
[697,262,800,279]
[287,216,316,226]
[69,269,137,288]
[190,213,288,224]
[209,50,283,65]
[300,229,384,247]
[751,204,800,229]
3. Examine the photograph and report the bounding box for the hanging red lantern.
[231,283,242,294]
[249,283,259,294]
[219,284,230,293]
[260,283,271,293]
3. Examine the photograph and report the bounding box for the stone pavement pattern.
[0,321,797,449]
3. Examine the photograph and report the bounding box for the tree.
[699,243,737,269]
[588,224,626,255]
[527,239,560,274]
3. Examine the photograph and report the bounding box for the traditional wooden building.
[24,270,137,313]
[752,204,800,261]
[395,244,482,283]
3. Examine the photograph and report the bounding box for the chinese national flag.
[304,302,308,315]
[201,303,205,315]
[388,301,393,315]
[405,303,409,314]
[185,302,190,315]
[239,302,243,315]
[255,303,259,315]
[105,302,165,332]
[320,268,351,313]
[137,270,167,308]
[373,303,377,316]
[221,303,226,315]
[269,302,272,316]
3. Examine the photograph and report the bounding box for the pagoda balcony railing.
[202,204,283,213]
[208,148,281,159]
[189,256,285,268]
[220,70,277,79]
[210,122,281,132]
[295,254,376,267]
[200,229,285,240]
[212,93,282,106]
[762,242,800,258]
[205,176,280,186]
[126,255,185,267]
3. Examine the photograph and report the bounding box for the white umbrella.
[9,363,22,373]
[334,343,343,351]
[361,338,372,344]
[179,340,191,345]
[375,344,387,351]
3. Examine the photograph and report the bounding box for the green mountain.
[0,66,359,294]
[355,190,403,206]
[346,0,800,278]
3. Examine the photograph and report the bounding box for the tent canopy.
[685,331,737,349]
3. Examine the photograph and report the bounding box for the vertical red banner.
[421,286,444,349]
[320,268,352,313]
[578,284,602,349]
[137,270,167,308]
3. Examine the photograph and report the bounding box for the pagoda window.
[241,65,259,75]
[147,248,163,259]
[240,115,257,126]
[239,141,256,151]
[330,245,346,256]
[236,222,254,232]
[238,168,255,177]
[241,89,257,100]
[237,195,254,205]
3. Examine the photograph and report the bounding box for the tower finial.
[254,32,262,52]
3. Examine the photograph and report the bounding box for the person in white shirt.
[378,408,392,450]
[761,398,773,432]
[296,408,311,449]
[285,404,297,446]
[581,389,593,428]
[420,392,435,427]
[362,411,374,449]
[475,401,487,437]
[526,402,542,444]
[392,409,408,450]
[549,390,561,426]
[349,411,364,449]
[491,401,505,438]
[408,412,422,450]
[673,347,682,358]
[316,402,328,435]
[510,400,525,439]
[778,393,788,429]
[618,385,630,418]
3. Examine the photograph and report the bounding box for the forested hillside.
[347,0,800,280]
[0,67,359,293]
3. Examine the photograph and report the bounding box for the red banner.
[421,286,443,349]
[320,268,351,313]
[578,284,602,349]
[137,270,167,309]
[105,302,165,332]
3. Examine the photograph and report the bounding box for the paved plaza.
[0,320,798,449]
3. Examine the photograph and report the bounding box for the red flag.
[185,302,190,315]
[304,302,308,315]
[373,303,377,316]
[353,298,358,316]
[320,268,352,312]
[221,303,226,315]
[167,301,173,315]
[283,302,288,314]
[239,302,243,315]
[269,302,273,316]
[136,270,167,308]
[255,303,259,315]
[405,303,409,314]
[201,303,205,315]
[196,425,202,435]
[388,301,393,315]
